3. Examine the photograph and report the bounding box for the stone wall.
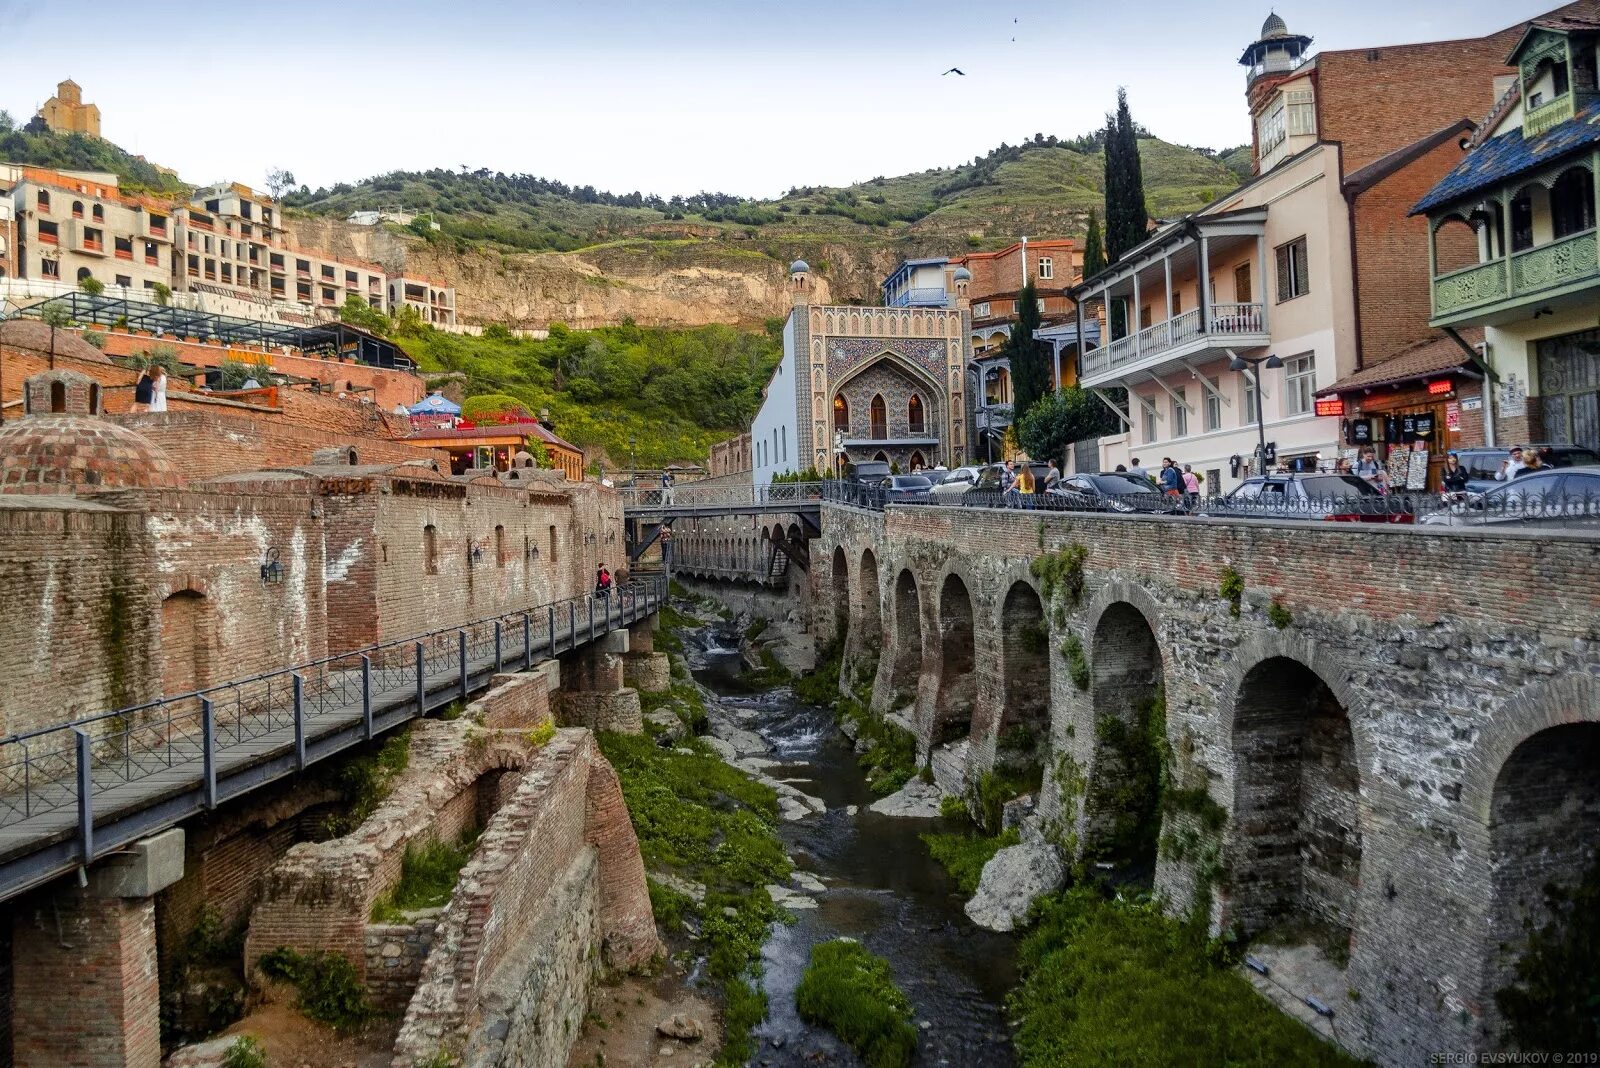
[821,500,1600,1065]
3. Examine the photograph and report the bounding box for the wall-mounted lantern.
[260,547,283,584]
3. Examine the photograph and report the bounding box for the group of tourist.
[131,363,169,414]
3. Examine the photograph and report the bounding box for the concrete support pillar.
[11,830,183,1068]
[557,631,644,733]
[622,618,670,692]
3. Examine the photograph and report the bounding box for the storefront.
[1317,335,1489,492]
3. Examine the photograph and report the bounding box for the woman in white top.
[149,365,168,413]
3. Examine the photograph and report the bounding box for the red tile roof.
[1319,330,1484,394]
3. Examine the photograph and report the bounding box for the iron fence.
[0,577,665,867]
[622,481,826,511]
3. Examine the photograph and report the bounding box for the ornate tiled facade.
[789,273,972,470]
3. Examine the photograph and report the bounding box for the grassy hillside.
[0,114,189,196]
[396,320,782,468]
[285,133,1246,257]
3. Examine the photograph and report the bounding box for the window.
[1037,257,1053,280]
[1285,88,1316,136]
[1258,101,1287,155]
[781,425,787,463]
[908,394,925,434]
[833,394,849,432]
[92,204,104,222]
[37,220,59,244]
[37,190,49,211]
[77,267,92,282]
[870,394,887,438]
[495,525,506,568]
[1285,355,1315,415]
[1234,263,1252,304]
[973,301,990,317]
[1204,377,1222,432]
[187,254,199,275]
[1172,290,1182,316]
[1142,400,1157,442]
[1171,391,1188,437]
[115,274,131,288]
[1275,237,1309,302]
[423,525,439,575]
[1243,376,1259,425]
[71,200,84,218]
[1140,304,1152,329]
[548,525,558,562]
[1551,168,1595,239]
[82,227,102,250]
[41,259,59,278]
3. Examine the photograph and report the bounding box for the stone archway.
[993,580,1050,795]
[845,547,883,694]
[1482,721,1600,1047]
[161,590,210,696]
[887,569,922,708]
[1229,656,1363,957]
[932,573,976,748]
[1082,601,1166,867]
[830,546,850,645]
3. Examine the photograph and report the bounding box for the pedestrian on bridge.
[596,565,613,602]
[660,469,675,506]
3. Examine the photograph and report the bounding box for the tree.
[151,281,172,307]
[338,293,390,336]
[265,168,296,199]
[1104,88,1150,264]
[1083,209,1107,278]
[1016,387,1126,467]
[78,275,103,296]
[1008,282,1049,425]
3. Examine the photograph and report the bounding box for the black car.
[1200,473,1414,523]
[1051,472,1180,513]
[1456,444,1600,494]
[844,460,892,486]
[878,474,934,503]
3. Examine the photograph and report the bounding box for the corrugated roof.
[1413,98,1600,214]
[1319,330,1483,394]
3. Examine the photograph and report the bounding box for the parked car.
[1199,473,1414,523]
[1456,444,1600,494]
[844,460,891,486]
[878,474,934,503]
[1420,466,1600,528]
[1050,472,1180,513]
[930,465,984,498]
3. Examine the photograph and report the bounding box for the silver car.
[1420,466,1600,528]
[929,465,984,498]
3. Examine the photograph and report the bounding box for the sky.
[0,0,1566,200]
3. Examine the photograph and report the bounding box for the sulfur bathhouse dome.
[0,370,185,496]
[953,266,972,282]
[789,259,810,275]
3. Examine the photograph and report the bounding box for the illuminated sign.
[1427,379,1453,395]
[1314,397,1344,417]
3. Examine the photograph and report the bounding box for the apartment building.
[172,183,388,314]
[1,166,172,293]
[1069,8,1586,489]
[388,273,458,326]
[1413,13,1600,452]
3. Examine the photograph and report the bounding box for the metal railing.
[1084,302,1267,380]
[0,576,665,884]
[622,481,826,512]
[822,483,1600,531]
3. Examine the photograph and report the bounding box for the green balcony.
[1431,229,1600,326]
[1524,94,1576,138]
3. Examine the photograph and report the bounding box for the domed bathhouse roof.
[789,259,810,275]
[953,266,973,282]
[0,370,185,495]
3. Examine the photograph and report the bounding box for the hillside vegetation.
[396,320,781,469]
[0,113,189,196]
[285,133,1250,258]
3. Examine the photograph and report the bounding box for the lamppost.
[1228,351,1283,476]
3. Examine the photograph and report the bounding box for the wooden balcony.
[1430,229,1599,327]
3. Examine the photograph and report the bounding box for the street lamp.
[1229,351,1284,476]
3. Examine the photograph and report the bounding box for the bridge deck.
[0,582,662,904]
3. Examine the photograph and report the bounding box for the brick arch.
[930,569,979,748]
[830,545,850,644]
[885,566,924,708]
[1459,673,1600,822]
[1215,631,1369,772]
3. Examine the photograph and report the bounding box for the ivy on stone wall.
[1218,566,1244,618]
[1060,634,1090,691]
[1032,543,1088,617]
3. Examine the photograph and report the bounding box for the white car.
[929,465,984,498]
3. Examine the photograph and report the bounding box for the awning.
[1317,330,1484,396]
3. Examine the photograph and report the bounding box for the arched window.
[495,524,506,568]
[77,267,92,282]
[870,394,887,439]
[37,190,49,211]
[910,450,927,471]
[833,394,849,432]
[49,381,66,413]
[88,383,101,414]
[423,524,439,575]
[71,200,84,219]
[908,394,925,434]
[873,450,890,462]
[92,204,104,222]
[1551,167,1595,239]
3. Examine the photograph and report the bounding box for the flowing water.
[681,617,1018,1067]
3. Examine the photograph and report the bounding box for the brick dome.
[0,416,185,495]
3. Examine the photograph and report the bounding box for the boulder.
[657,1014,707,1042]
[964,838,1065,932]
[867,778,944,818]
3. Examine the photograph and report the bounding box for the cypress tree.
[1008,282,1049,426]
[1082,209,1107,278]
[1104,87,1150,264]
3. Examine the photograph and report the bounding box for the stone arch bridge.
[817,499,1600,1066]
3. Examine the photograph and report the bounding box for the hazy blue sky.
[0,0,1563,198]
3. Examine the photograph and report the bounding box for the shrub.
[1219,567,1244,617]
[795,940,917,1068]
[1267,601,1292,629]
[1061,633,1090,690]
[256,948,371,1032]
[220,1035,267,1068]
[1031,543,1087,610]
[369,829,479,922]
[82,330,107,349]
[79,275,104,295]
[922,828,1020,894]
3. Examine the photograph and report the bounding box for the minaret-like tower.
[789,259,812,307]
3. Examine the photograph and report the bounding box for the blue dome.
[953,266,972,282]
[789,259,810,275]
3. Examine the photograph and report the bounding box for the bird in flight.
[943,67,965,76]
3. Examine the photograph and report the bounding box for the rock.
[791,870,826,893]
[868,778,944,818]
[700,736,738,761]
[646,709,688,743]
[1001,794,1036,832]
[767,884,820,910]
[964,839,1066,932]
[845,804,858,816]
[657,1014,706,1042]
[653,871,707,904]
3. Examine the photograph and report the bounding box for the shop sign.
[1461,396,1483,412]
[1314,397,1344,417]
[1446,402,1461,432]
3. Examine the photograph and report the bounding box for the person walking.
[1182,463,1200,504]
[1441,451,1470,493]
[148,365,169,413]
[595,564,613,601]
[1158,458,1184,500]
[1496,446,1527,481]
[133,366,155,413]
[659,469,674,506]
[1127,457,1148,481]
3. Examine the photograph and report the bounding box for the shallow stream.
[681,617,1018,1067]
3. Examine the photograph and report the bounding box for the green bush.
[324,729,411,835]
[1219,567,1244,617]
[921,828,1019,895]
[220,1035,267,1068]
[369,829,479,922]
[796,940,917,1068]
[1267,601,1292,629]
[1061,633,1090,690]
[1011,891,1361,1067]
[256,948,371,1032]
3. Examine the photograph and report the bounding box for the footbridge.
[0,577,666,905]
[621,481,825,562]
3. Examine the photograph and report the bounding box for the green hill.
[0,114,189,196]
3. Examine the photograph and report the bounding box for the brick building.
[35,79,100,138]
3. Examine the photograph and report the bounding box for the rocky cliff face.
[287,216,902,329]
